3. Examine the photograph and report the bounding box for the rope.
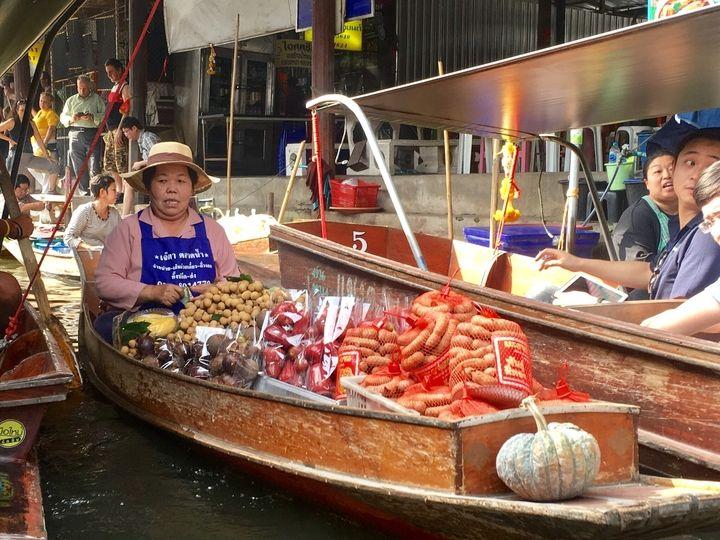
[5,0,162,339]
[311,110,327,240]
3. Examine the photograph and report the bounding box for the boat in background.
[0,302,77,539]
[75,249,720,539]
[3,237,80,281]
[269,220,720,479]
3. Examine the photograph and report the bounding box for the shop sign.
[296,0,373,31]
[275,39,312,68]
[27,39,44,69]
[304,21,363,52]
[648,0,720,19]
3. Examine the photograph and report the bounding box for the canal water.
[1,257,379,539]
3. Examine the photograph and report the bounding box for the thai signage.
[304,21,363,52]
[275,39,312,68]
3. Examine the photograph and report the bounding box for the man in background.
[60,75,104,194]
[120,116,160,170]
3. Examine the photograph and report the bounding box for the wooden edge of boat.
[0,452,47,540]
[269,222,720,371]
[77,290,720,539]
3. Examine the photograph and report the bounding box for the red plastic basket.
[330,179,380,208]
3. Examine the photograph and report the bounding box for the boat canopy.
[327,5,720,139]
[163,0,296,53]
[0,0,79,76]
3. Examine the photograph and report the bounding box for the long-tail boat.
[76,249,720,540]
[265,6,720,480]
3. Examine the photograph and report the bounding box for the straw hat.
[120,141,218,194]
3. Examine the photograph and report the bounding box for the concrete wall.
[173,50,201,152]
[203,172,603,239]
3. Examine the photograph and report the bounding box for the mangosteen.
[137,335,156,357]
[141,355,160,368]
[222,351,241,373]
[209,353,226,376]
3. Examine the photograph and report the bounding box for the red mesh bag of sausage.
[338,316,401,375]
[360,364,414,399]
[395,382,453,416]
[397,309,460,378]
[411,288,475,322]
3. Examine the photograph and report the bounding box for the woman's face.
[149,163,194,220]
[39,94,52,110]
[16,103,25,117]
[645,154,676,207]
[99,183,117,205]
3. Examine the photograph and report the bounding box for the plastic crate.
[330,179,380,208]
[254,375,338,404]
[464,224,600,258]
[340,376,419,415]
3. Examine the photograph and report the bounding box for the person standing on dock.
[103,58,131,198]
[60,75,105,195]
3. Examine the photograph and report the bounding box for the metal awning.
[0,0,81,76]
[328,5,720,139]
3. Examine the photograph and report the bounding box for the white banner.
[163,0,296,53]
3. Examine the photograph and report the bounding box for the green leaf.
[226,273,253,283]
[211,313,222,321]
[121,321,150,344]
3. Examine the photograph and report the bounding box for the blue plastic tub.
[463,225,600,258]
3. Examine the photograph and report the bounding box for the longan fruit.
[217,302,226,311]
[180,320,190,331]
[223,309,232,318]
[230,321,239,331]
[220,284,230,294]
[238,281,248,292]
[202,313,211,323]
[240,312,251,322]
[209,320,219,328]
[212,294,222,303]
[229,298,239,308]
[251,307,261,318]
[231,313,241,323]
[204,292,213,299]
[219,317,229,326]
[241,291,252,300]
[229,282,238,293]
[210,286,220,295]
[120,345,129,355]
[250,291,260,301]
[207,305,216,314]
[193,310,203,322]
[203,297,212,308]
[221,293,230,303]
[128,339,137,348]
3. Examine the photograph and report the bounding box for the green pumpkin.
[495,396,601,501]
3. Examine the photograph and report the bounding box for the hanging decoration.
[207,45,217,76]
[492,141,520,250]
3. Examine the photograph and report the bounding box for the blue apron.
[138,210,216,312]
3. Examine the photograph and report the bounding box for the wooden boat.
[0,302,76,540]
[267,220,720,480]
[76,263,720,539]
[3,239,80,281]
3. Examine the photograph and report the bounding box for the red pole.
[311,109,327,239]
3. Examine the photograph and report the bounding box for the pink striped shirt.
[95,208,239,310]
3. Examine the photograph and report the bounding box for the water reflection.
[1,256,379,539]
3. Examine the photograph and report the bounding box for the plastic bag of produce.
[259,290,310,382]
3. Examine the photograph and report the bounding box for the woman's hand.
[144,284,184,307]
[189,283,213,296]
[535,248,581,271]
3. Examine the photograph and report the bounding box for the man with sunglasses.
[536,129,720,300]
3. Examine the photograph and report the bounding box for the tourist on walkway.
[103,58,131,195]
[60,75,104,194]
[0,99,61,190]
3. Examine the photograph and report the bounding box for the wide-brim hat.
[120,141,219,194]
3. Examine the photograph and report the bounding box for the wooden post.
[125,0,149,216]
[13,56,30,101]
[312,0,335,175]
[226,15,240,213]
[266,192,275,217]
[489,139,502,250]
[437,61,454,240]
[278,140,306,223]
[0,161,52,319]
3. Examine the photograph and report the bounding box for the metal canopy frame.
[327,5,720,140]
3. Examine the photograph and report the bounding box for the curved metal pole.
[541,135,618,261]
[306,94,428,271]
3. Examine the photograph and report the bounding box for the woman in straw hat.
[95,142,238,328]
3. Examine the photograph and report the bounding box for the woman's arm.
[44,123,56,145]
[63,203,90,248]
[535,248,652,289]
[641,289,720,335]
[30,122,51,158]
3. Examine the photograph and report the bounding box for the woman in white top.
[64,174,121,249]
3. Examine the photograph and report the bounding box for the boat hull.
[79,302,720,539]
[269,221,720,479]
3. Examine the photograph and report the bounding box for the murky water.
[0,255,380,539]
